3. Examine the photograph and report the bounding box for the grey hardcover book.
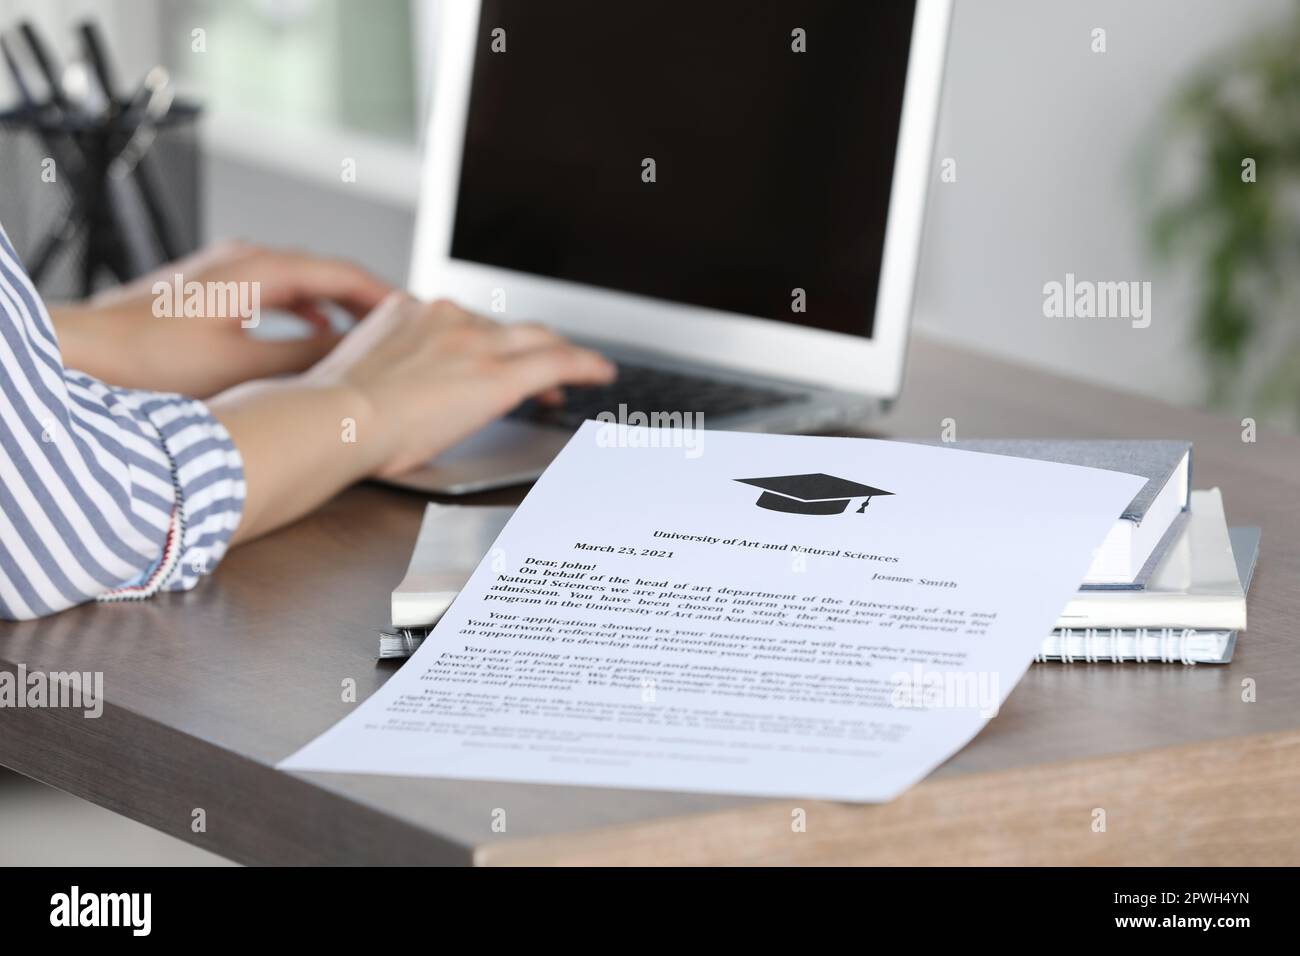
[911,439,1192,589]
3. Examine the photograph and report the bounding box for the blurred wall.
[914,0,1291,407]
[205,150,415,287]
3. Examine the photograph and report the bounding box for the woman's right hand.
[210,294,616,544]
[305,294,616,477]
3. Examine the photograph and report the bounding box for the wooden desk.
[2,336,1298,865]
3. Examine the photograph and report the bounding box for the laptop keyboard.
[509,361,804,430]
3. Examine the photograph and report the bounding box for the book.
[390,503,514,629]
[1056,488,1245,630]
[911,439,1191,588]
[1037,526,1260,664]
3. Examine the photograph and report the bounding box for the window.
[160,0,420,143]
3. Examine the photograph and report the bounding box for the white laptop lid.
[410,0,950,398]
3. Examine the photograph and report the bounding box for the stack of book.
[378,440,1260,666]
[933,440,1258,665]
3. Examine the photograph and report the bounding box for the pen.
[17,20,70,113]
[77,20,119,116]
[113,65,183,260]
[0,33,38,114]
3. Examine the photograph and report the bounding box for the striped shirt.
[0,222,245,620]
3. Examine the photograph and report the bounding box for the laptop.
[397,0,951,494]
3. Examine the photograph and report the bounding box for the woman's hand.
[209,295,616,543]
[303,294,616,476]
[51,241,392,397]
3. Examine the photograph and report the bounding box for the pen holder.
[0,99,202,299]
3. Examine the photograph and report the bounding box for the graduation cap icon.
[734,473,894,515]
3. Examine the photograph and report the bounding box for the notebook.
[911,439,1191,588]
[1056,488,1245,630]
[1038,526,1260,664]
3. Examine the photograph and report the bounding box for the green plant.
[1147,4,1300,426]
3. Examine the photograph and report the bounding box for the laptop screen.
[450,0,917,340]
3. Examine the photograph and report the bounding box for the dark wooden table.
[3,336,1298,865]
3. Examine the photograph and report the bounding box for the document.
[281,423,1145,802]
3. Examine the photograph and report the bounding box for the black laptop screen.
[450,0,917,339]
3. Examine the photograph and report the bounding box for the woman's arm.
[1,223,614,618]
[48,242,392,397]
[0,227,243,619]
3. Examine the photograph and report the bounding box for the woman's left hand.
[51,241,393,397]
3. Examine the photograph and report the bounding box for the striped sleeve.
[0,223,245,620]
